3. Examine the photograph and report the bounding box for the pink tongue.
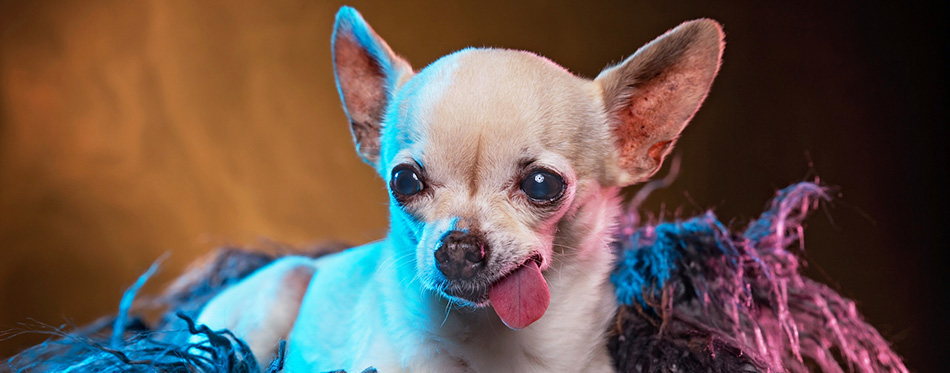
[489,260,550,330]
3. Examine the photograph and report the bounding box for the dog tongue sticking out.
[489,260,550,330]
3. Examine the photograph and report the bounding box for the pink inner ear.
[334,34,388,162]
[603,19,724,184]
[334,34,387,127]
[612,57,711,180]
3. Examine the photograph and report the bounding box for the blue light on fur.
[332,6,402,99]
[112,254,165,348]
[611,223,682,308]
[610,213,739,309]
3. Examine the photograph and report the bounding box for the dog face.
[332,7,723,329]
[379,50,610,305]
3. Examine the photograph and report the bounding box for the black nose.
[435,231,487,281]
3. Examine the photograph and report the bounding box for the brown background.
[0,1,943,370]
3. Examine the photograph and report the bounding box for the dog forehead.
[393,49,605,159]
[426,48,589,128]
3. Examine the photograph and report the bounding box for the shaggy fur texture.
[3,182,907,372]
[609,182,907,372]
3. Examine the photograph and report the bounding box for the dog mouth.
[444,255,542,302]
[443,254,549,329]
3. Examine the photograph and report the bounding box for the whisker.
[441,298,453,327]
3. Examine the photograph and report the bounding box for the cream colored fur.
[194,6,723,372]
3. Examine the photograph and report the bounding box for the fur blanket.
[3,182,907,372]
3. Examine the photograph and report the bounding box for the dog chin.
[443,293,490,308]
[441,286,491,308]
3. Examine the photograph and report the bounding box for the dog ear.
[332,6,413,167]
[596,19,724,186]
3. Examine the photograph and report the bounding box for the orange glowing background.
[0,1,942,370]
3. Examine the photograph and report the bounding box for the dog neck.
[380,186,622,371]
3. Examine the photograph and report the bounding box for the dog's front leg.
[192,256,317,366]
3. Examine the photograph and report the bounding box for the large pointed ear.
[596,19,724,186]
[332,6,413,167]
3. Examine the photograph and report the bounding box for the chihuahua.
[194,6,723,372]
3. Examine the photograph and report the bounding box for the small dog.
[195,6,723,372]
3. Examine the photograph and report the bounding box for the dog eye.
[521,169,564,202]
[391,166,424,196]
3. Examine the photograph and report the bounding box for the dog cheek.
[414,217,458,287]
[541,185,577,230]
[414,231,438,286]
[484,226,547,268]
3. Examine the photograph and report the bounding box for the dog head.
[331,7,723,329]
